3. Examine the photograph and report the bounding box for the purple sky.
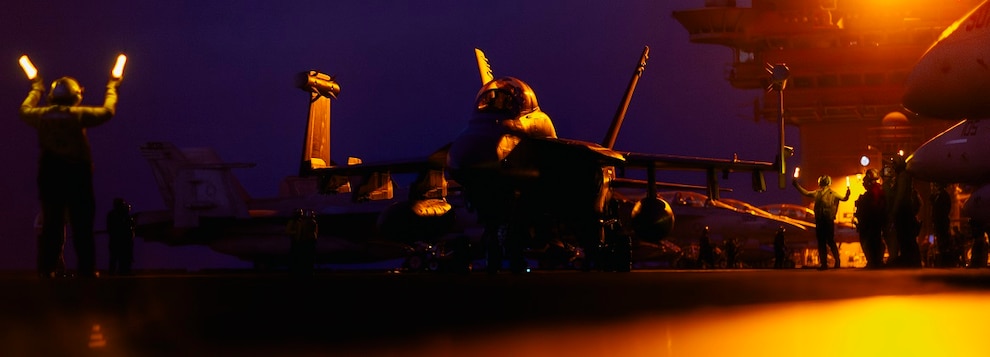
[0,1,802,270]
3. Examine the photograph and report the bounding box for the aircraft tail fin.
[475,48,494,85]
[140,142,188,209]
[602,46,649,149]
[140,142,255,227]
[297,71,340,176]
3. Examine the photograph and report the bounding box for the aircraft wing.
[622,152,774,197]
[303,144,452,202]
[311,156,443,177]
[609,178,723,192]
[621,152,774,173]
[518,137,626,164]
[310,143,449,176]
[518,136,774,197]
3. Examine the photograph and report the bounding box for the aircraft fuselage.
[908,119,990,227]
[907,119,990,184]
[447,110,614,230]
[903,0,990,119]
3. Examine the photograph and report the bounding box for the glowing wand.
[111,54,127,79]
[18,55,37,80]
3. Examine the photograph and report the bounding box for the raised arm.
[76,78,119,127]
[19,78,46,128]
[792,179,814,197]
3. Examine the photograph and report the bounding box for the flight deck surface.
[2,268,989,356]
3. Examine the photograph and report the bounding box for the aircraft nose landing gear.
[599,218,632,272]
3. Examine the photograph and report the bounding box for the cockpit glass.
[476,89,518,114]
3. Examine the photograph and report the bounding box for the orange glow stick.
[18,55,37,80]
[111,54,127,79]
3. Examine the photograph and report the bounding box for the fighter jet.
[133,141,475,269]
[133,73,482,270]
[757,202,859,243]
[650,193,808,268]
[903,1,990,228]
[305,47,785,272]
[907,120,990,222]
[902,0,990,120]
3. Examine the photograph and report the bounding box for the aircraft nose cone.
[906,127,958,183]
[902,52,957,119]
[902,79,939,118]
[905,150,933,179]
[902,32,990,119]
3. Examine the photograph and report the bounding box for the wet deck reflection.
[2,269,989,356]
[345,293,990,357]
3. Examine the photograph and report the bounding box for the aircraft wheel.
[252,258,278,271]
[485,235,503,274]
[427,258,440,272]
[405,255,425,271]
[571,257,586,271]
[609,234,632,272]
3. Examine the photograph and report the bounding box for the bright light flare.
[111,54,127,79]
[846,176,850,187]
[18,55,37,80]
[793,167,800,179]
[349,293,990,357]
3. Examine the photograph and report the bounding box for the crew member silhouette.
[34,212,66,277]
[854,169,886,269]
[20,72,121,278]
[724,237,738,269]
[698,226,715,269]
[302,210,319,273]
[888,156,922,268]
[881,163,900,262]
[106,198,135,275]
[794,174,850,270]
[969,219,988,268]
[287,209,318,275]
[773,226,787,269]
[930,182,954,267]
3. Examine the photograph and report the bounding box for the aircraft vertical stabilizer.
[475,48,494,85]
[140,142,256,227]
[602,46,649,150]
[297,71,340,175]
[140,142,185,209]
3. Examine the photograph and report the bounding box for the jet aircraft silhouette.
[304,47,785,272]
[901,0,990,264]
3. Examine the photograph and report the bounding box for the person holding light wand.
[18,54,125,278]
[793,167,851,270]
